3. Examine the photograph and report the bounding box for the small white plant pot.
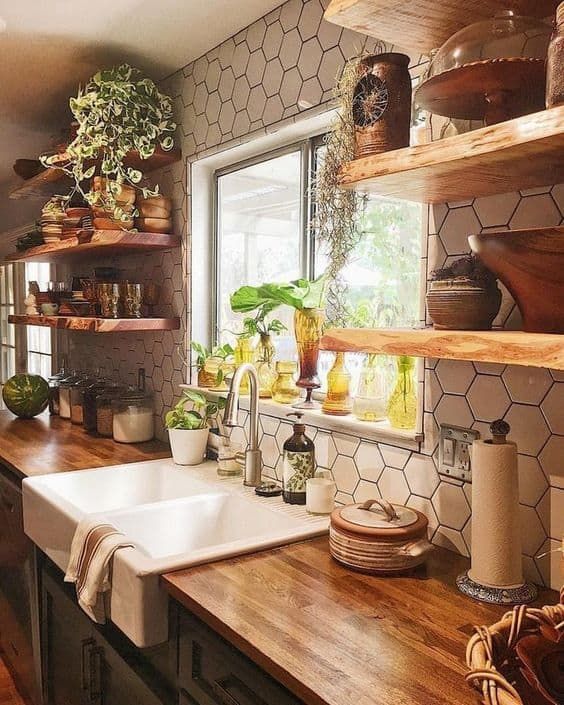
[168,427,209,466]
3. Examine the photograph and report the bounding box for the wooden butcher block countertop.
[164,537,557,705]
[0,410,170,479]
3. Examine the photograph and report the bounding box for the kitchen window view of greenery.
[0,262,52,408]
[208,136,422,429]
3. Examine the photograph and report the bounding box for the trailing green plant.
[165,390,226,430]
[41,64,176,221]
[190,341,233,371]
[314,55,369,326]
[230,275,327,315]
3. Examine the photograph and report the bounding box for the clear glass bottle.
[322,352,352,416]
[233,336,256,394]
[272,361,300,405]
[353,355,388,422]
[547,3,564,108]
[387,355,417,430]
[255,333,277,398]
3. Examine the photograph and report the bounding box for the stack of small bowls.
[40,199,65,243]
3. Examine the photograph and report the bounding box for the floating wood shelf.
[4,231,180,263]
[338,107,564,203]
[8,315,180,333]
[324,0,559,54]
[321,328,564,370]
[9,146,182,201]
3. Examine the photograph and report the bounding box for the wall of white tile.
[64,0,563,589]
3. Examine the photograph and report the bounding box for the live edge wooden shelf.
[8,315,180,333]
[4,231,180,263]
[321,328,564,371]
[324,0,558,54]
[338,106,564,203]
[9,145,182,201]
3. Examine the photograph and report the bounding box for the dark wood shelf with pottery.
[9,145,181,201]
[320,328,564,371]
[8,315,180,333]
[337,106,564,203]
[5,230,181,263]
[323,0,559,54]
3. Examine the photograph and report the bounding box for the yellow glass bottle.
[322,352,352,416]
[272,361,300,405]
[255,333,277,398]
[234,336,256,394]
[387,355,416,429]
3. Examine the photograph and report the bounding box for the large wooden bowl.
[469,226,564,333]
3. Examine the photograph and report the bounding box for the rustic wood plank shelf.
[324,0,558,54]
[338,107,564,203]
[4,231,180,263]
[8,315,180,333]
[321,328,564,370]
[9,145,182,201]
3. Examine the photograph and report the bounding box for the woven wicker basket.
[466,588,564,705]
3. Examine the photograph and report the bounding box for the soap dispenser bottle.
[282,412,316,505]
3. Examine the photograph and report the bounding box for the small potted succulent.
[427,254,501,330]
[165,390,226,466]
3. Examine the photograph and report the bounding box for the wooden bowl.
[469,226,564,333]
[136,195,172,211]
[135,217,172,233]
[92,177,136,205]
[137,202,171,219]
[426,279,502,330]
[93,217,134,231]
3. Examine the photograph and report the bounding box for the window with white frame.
[0,262,52,407]
[213,135,422,391]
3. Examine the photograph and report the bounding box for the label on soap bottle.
[282,450,315,505]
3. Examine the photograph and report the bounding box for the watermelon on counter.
[2,374,49,418]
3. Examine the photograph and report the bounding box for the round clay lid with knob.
[331,498,428,540]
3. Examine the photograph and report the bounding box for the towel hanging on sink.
[64,519,134,623]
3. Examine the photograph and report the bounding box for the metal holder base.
[456,571,538,605]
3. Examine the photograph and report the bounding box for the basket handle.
[360,498,399,522]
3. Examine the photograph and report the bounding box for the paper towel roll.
[469,438,523,589]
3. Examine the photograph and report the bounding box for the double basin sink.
[23,459,328,646]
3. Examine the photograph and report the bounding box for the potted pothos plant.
[41,63,176,222]
[230,275,327,408]
[165,390,226,466]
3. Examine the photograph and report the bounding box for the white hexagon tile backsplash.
[60,0,563,589]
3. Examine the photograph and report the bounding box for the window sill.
[180,384,423,450]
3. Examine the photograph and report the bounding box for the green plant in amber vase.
[41,64,176,221]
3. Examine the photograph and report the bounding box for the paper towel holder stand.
[456,419,538,605]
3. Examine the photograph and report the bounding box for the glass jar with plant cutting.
[165,390,226,466]
[191,341,234,388]
[387,355,417,430]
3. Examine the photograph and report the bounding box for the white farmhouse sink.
[23,459,328,647]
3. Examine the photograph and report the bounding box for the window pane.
[216,150,303,347]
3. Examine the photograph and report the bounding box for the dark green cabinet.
[41,566,166,705]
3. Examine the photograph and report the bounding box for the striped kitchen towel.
[64,519,134,623]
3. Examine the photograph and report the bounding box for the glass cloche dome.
[416,11,552,124]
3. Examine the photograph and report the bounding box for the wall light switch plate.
[439,425,480,482]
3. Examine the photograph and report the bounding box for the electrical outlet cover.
[439,425,480,482]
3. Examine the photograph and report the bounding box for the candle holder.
[292,307,325,410]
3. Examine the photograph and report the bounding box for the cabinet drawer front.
[178,613,301,705]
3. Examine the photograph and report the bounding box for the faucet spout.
[222,363,262,487]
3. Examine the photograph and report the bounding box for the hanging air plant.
[41,64,176,222]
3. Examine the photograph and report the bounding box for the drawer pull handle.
[89,645,103,704]
[80,638,95,693]
[213,675,268,705]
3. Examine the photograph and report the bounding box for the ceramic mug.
[41,303,59,316]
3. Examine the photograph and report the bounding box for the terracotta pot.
[426,279,501,330]
[92,177,136,205]
[353,53,412,158]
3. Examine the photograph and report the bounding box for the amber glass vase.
[293,308,325,409]
[322,352,352,416]
[387,355,417,429]
[255,333,277,398]
[272,361,300,404]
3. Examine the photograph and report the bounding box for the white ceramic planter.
[168,427,209,466]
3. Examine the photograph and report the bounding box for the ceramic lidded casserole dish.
[329,498,433,573]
